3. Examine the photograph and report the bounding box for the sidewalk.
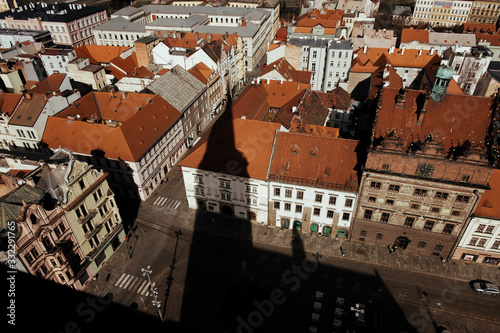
[192,212,500,283]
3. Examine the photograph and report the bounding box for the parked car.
[472,281,499,295]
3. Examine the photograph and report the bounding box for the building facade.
[0,2,107,47]
[350,68,495,258]
[468,0,500,24]
[411,0,473,27]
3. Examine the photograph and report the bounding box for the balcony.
[77,210,97,225]
[84,224,103,240]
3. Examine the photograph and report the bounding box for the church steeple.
[431,65,454,102]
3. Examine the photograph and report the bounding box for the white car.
[473,282,499,295]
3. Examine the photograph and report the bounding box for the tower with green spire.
[430,65,455,102]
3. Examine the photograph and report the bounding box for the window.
[327,210,334,218]
[460,175,471,183]
[195,187,205,196]
[315,194,323,203]
[424,220,435,231]
[417,241,427,248]
[82,220,94,234]
[312,51,317,58]
[368,196,376,203]
[434,244,443,252]
[297,191,304,200]
[75,204,88,219]
[329,196,337,205]
[284,203,291,211]
[381,164,390,171]
[360,230,367,237]
[386,199,394,206]
[388,184,400,192]
[451,210,461,217]
[410,203,420,210]
[413,188,427,196]
[285,189,292,198]
[93,188,103,202]
[219,180,230,188]
[342,212,350,221]
[491,240,500,249]
[456,195,470,203]
[476,224,486,232]
[404,216,415,227]
[380,212,390,223]
[364,209,373,220]
[435,192,449,200]
[485,225,494,234]
[274,201,280,209]
[443,223,455,234]
[477,238,487,247]
[370,181,381,189]
[274,188,281,196]
[194,175,203,183]
[345,198,353,208]
[313,208,321,216]
[78,179,85,190]
[470,236,481,245]
[376,233,383,240]
[295,205,302,213]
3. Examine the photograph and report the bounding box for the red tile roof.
[0,93,23,116]
[178,118,281,180]
[42,92,182,162]
[108,53,154,80]
[474,169,500,218]
[295,9,344,28]
[464,23,497,34]
[188,62,212,85]
[74,45,132,64]
[477,33,500,46]
[374,87,493,152]
[25,73,67,95]
[354,47,441,69]
[401,29,429,44]
[268,131,358,190]
[261,58,312,84]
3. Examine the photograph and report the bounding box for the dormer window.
[310,147,319,157]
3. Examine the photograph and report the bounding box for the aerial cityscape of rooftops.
[1,0,500,332]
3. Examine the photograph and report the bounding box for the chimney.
[363,45,367,54]
[24,92,32,100]
[389,46,395,54]
[418,49,422,57]
[395,89,407,108]
[241,18,246,27]
[401,46,405,55]
[121,91,127,100]
[207,33,212,42]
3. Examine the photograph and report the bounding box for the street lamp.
[141,265,163,321]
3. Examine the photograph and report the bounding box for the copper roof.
[374,87,493,152]
[268,131,358,190]
[178,118,281,180]
[42,92,182,162]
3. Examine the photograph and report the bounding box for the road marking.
[160,197,169,206]
[118,274,131,288]
[115,272,127,286]
[145,282,156,296]
[153,197,162,205]
[128,276,139,291]
[136,280,148,294]
[123,275,135,289]
[138,281,151,295]
[174,201,181,209]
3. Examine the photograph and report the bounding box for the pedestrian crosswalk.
[153,196,182,209]
[114,273,156,296]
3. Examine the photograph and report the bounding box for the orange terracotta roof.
[374,87,493,152]
[268,43,280,51]
[74,45,132,64]
[157,68,170,75]
[108,53,154,80]
[355,47,441,69]
[464,23,496,34]
[268,131,358,190]
[477,33,500,46]
[188,62,212,84]
[178,118,281,180]
[0,93,23,116]
[261,58,312,84]
[474,169,500,218]
[401,29,429,44]
[25,73,67,94]
[42,92,182,162]
[289,123,340,138]
[163,37,198,49]
[295,9,344,28]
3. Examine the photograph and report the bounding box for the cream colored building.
[67,57,106,90]
[0,0,16,13]
[27,150,126,287]
[412,0,473,27]
[468,0,500,24]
